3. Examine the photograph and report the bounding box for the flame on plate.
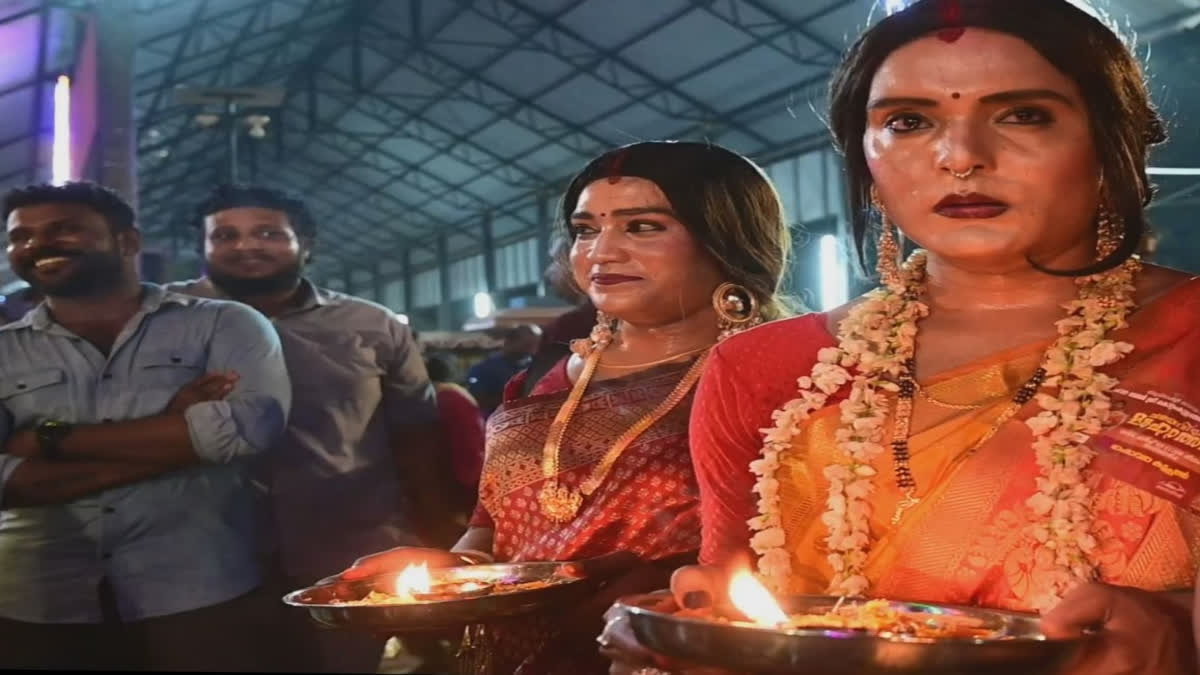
[728,569,789,627]
[395,563,432,599]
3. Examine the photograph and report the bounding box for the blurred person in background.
[425,352,487,520]
[467,324,542,417]
[0,286,42,324]
[171,184,450,673]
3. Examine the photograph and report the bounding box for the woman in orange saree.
[689,278,1198,605]
[339,140,791,675]
[602,1,1197,673]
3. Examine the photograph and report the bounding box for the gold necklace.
[537,343,710,523]
[597,344,711,370]
[888,352,1048,525]
[916,383,1011,410]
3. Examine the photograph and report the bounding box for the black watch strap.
[36,420,72,460]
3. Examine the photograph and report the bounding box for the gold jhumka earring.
[1095,201,1123,259]
[871,186,902,288]
[713,282,762,341]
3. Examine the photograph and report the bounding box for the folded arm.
[52,303,290,467]
[0,454,173,508]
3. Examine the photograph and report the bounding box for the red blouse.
[689,313,836,566]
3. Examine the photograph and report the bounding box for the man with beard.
[0,182,293,670]
[169,184,446,673]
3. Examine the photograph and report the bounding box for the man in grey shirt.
[171,184,446,672]
[0,183,292,669]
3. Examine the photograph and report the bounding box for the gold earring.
[570,310,616,357]
[713,283,761,342]
[871,187,902,288]
[1096,202,1123,259]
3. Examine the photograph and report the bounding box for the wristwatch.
[36,420,73,460]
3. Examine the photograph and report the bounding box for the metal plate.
[617,593,1091,674]
[283,562,598,632]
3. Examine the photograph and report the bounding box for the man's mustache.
[225,252,277,263]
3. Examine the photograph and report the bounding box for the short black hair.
[504,324,541,344]
[2,182,136,233]
[193,184,317,240]
[424,353,457,383]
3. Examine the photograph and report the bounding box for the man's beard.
[208,260,303,298]
[18,249,125,298]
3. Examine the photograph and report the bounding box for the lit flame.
[394,563,432,599]
[728,569,789,627]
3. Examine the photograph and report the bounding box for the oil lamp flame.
[728,569,789,627]
[395,563,432,599]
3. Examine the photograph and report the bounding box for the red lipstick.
[590,274,642,286]
[934,192,1009,219]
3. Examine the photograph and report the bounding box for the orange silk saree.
[693,278,1200,610]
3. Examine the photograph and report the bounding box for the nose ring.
[949,167,975,180]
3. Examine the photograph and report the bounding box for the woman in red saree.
[340,140,791,674]
[603,2,1197,673]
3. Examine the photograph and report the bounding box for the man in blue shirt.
[467,324,541,417]
[0,183,292,670]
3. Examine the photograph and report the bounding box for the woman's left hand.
[1041,582,1196,675]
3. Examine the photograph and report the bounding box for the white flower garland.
[748,250,1139,608]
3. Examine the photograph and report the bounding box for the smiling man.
[0,182,292,670]
[169,184,447,672]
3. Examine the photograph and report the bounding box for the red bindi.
[936,0,965,42]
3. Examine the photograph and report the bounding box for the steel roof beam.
[356,0,839,226]
[135,7,338,102]
[136,1,340,140]
[254,153,433,257]
[356,2,858,277]
[503,0,774,147]
[239,1,511,253]
[331,2,697,239]
[138,0,354,199]
[269,0,611,225]
[137,0,298,46]
[721,0,845,62]
[139,0,212,129]
[276,128,487,247]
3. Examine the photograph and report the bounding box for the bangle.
[455,549,495,565]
